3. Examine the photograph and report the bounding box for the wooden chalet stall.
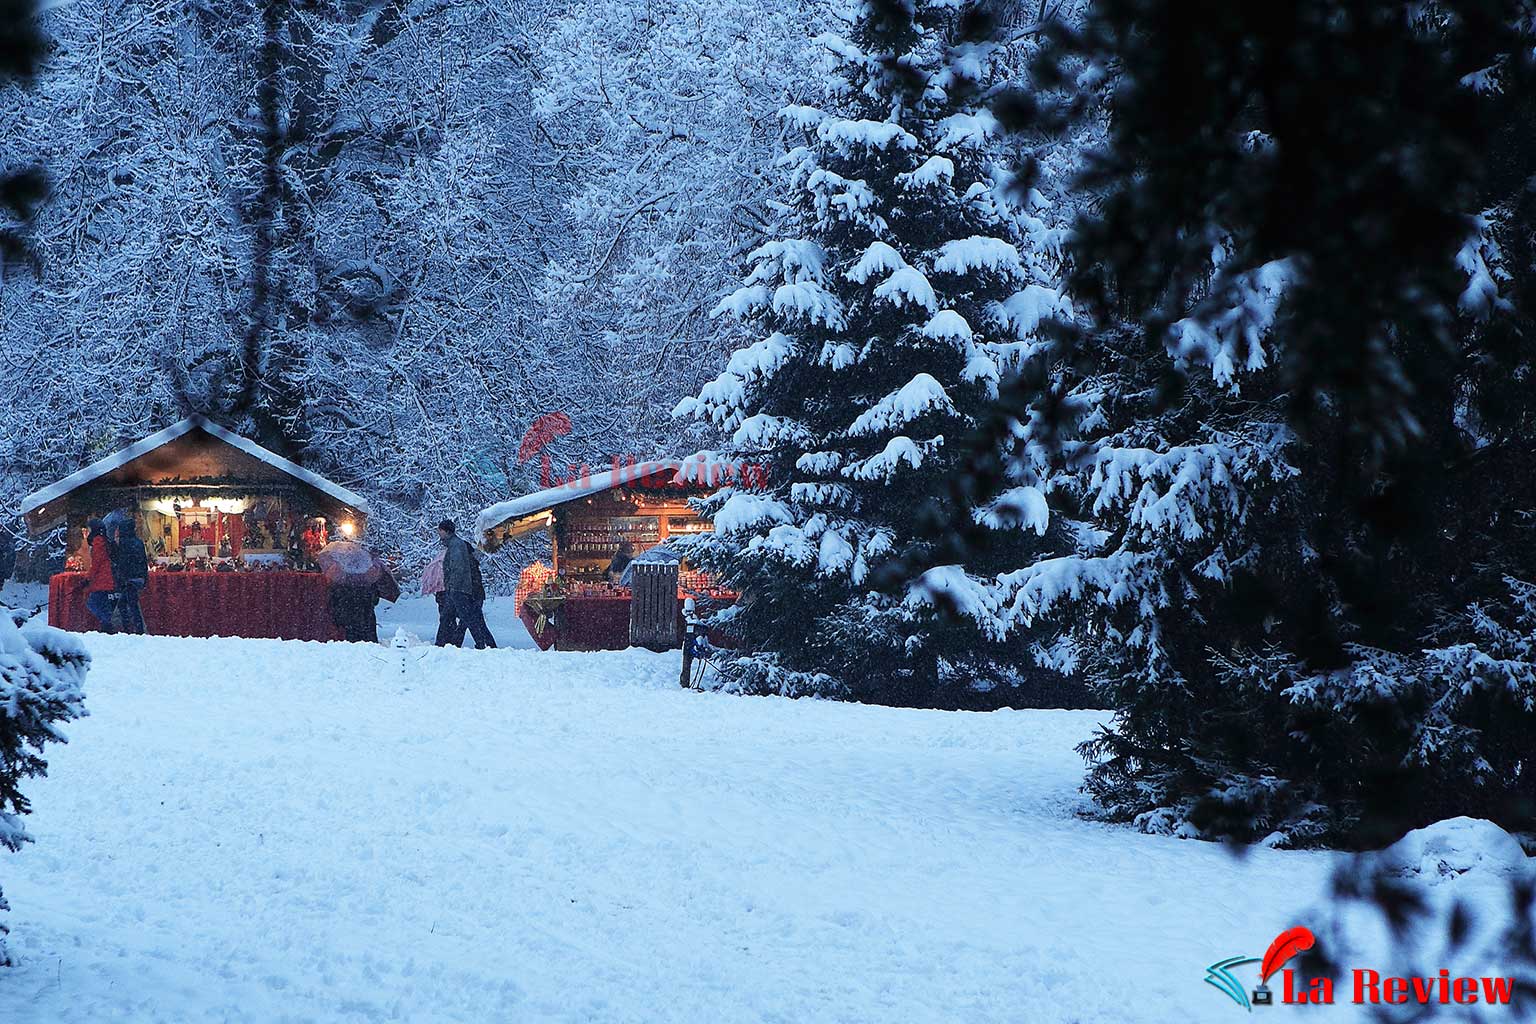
[23,416,369,640]
[476,460,731,651]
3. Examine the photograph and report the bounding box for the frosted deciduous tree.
[533,0,832,458]
[0,0,569,577]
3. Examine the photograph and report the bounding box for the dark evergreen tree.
[1,0,89,968]
[924,0,1536,845]
[0,0,45,275]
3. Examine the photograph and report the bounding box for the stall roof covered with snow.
[474,455,746,551]
[20,416,370,535]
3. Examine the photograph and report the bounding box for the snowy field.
[1,630,1490,1023]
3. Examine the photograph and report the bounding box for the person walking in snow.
[329,565,398,643]
[109,514,149,635]
[328,581,376,642]
[421,551,458,645]
[435,519,496,649]
[84,518,118,632]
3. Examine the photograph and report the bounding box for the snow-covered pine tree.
[676,0,1070,703]
[0,610,88,966]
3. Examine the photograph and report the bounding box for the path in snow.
[377,594,536,649]
[0,633,1352,1023]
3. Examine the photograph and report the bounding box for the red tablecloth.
[518,594,736,652]
[520,595,633,651]
[49,571,342,641]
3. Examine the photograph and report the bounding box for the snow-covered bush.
[0,608,89,965]
[1366,816,1533,884]
[1301,818,1536,1017]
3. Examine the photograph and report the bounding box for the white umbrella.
[316,540,382,585]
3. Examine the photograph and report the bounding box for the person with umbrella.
[421,551,459,646]
[317,538,399,643]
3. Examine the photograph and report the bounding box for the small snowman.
[372,626,427,682]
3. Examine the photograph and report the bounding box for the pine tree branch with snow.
[0,609,89,966]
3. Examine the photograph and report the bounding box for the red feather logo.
[518,412,573,464]
[1260,926,1316,983]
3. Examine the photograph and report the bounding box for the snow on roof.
[474,471,633,543]
[20,416,371,517]
[474,454,736,546]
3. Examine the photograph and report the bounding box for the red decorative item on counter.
[225,512,245,559]
[302,522,328,559]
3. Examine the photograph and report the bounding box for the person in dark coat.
[606,540,634,584]
[422,553,458,646]
[328,584,376,642]
[109,515,149,635]
[84,519,118,632]
[0,529,15,588]
[436,519,496,649]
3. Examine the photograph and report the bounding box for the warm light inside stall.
[204,497,250,515]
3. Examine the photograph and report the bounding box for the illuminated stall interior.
[22,416,369,570]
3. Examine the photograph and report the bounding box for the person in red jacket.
[84,518,118,632]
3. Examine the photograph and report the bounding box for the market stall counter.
[518,587,633,652]
[49,569,341,641]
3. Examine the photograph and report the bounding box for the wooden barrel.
[629,561,680,650]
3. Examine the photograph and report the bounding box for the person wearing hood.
[109,514,149,635]
[606,540,635,585]
[84,518,118,631]
[435,519,496,649]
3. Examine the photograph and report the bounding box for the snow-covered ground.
[0,631,1509,1023]
[0,584,535,647]
[0,580,48,626]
